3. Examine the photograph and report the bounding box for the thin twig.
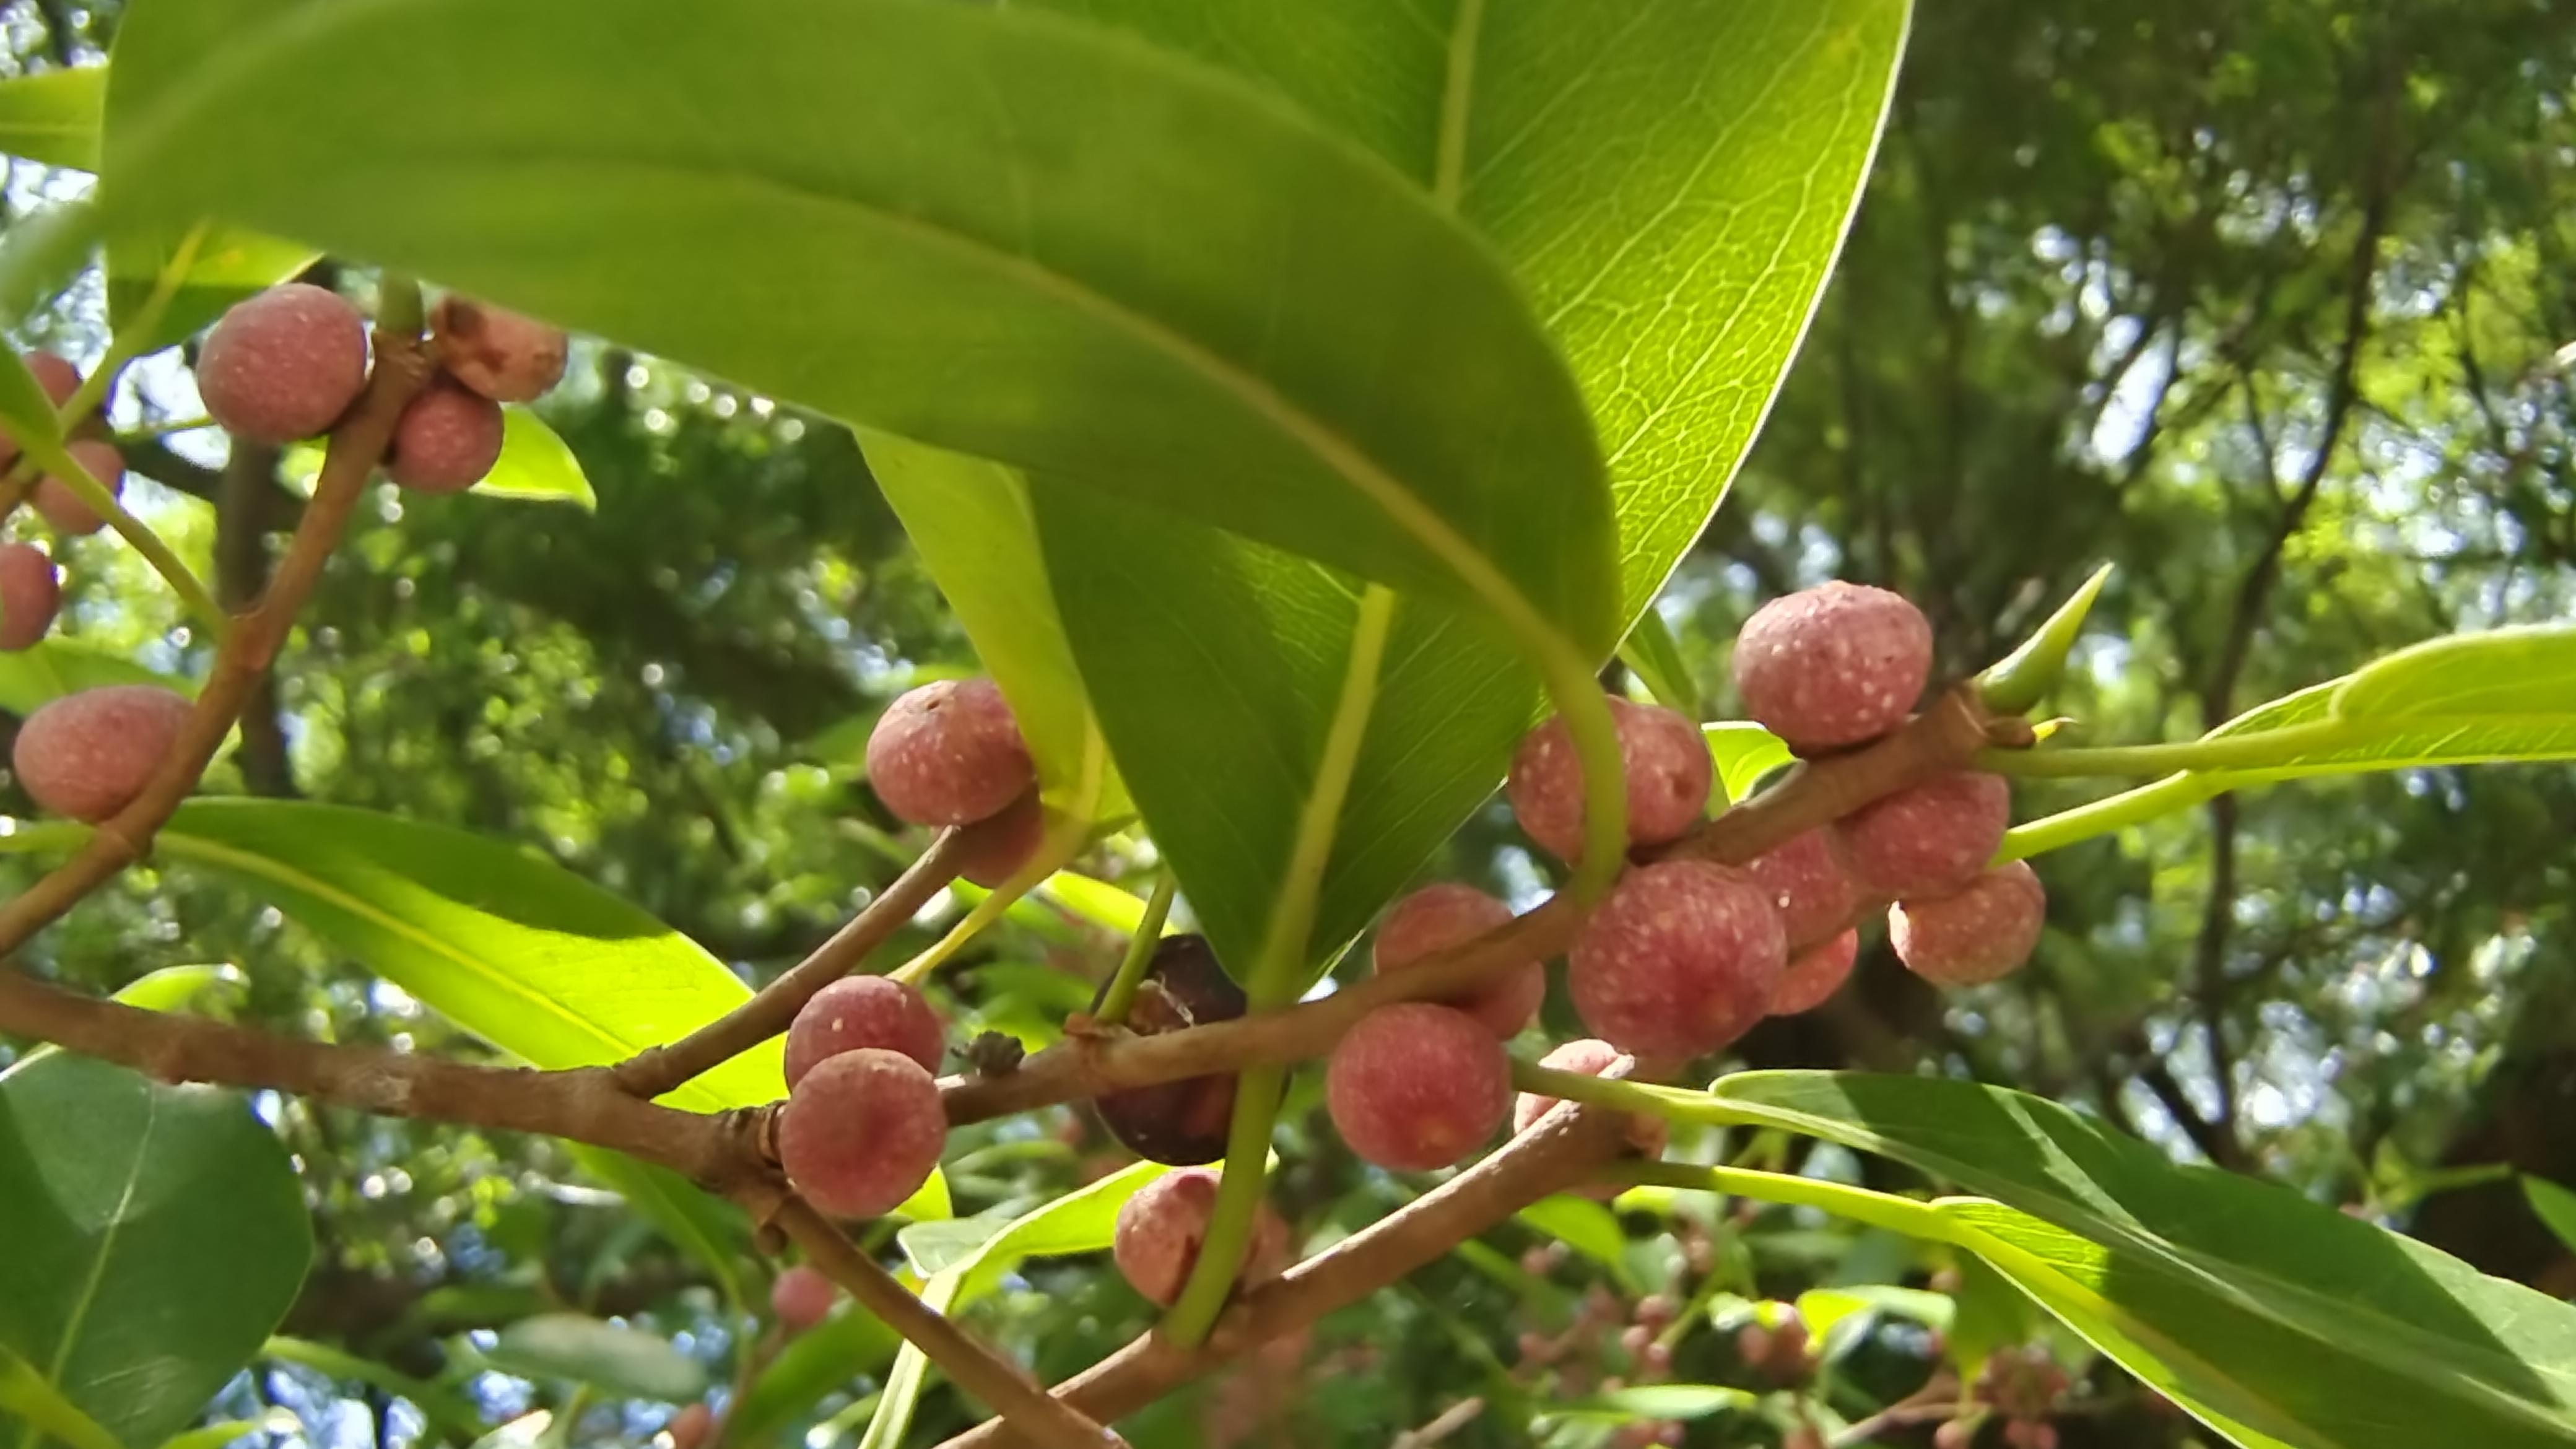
[1388,1397,1484,1449]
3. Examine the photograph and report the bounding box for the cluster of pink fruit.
[1324,580,2044,1173]
[3,282,568,824]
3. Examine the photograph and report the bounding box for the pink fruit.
[33,439,125,535]
[431,295,568,403]
[12,684,190,822]
[668,1404,714,1449]
[1325,1002,1511,1172]
[1731,581,1933,751]
[1111,1166,1292,1307]
[1512,1037,1669,1162]
[1567,861,1786,1058]
[1371,882,1545,1037]
[1743,827,1860,950]
[865,677,1033,828]
[0,352,82,471]
[954,790,1044,889]
[776,1048,945,1219]
[0,541,59,650]
[1891,861,2046,986]
[1506,695,1711,862]
[1768,929,1860,1015]
[386,377,504,493]
[783,975,947,1086]
[195,283,370,444]
[770,1264,837,1332]
[1835,771,2011,897]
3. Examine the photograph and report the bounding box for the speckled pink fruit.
[955,790,1043,889]
[785,975,946,1087]
[13,684,190,822]
[1768,928,1860,1015]
[1891,861,2045,986]
[1567,861,1786,1058]
[1112,1166,1292,1307]
[1835,771,2011,898]
[431,296,569,403]
[0,542,59,651]
[196,283,370,444]
[1744,827,1860,951]
[33,439,124,536]
[770,1264,837,1332]
[1325,1002,1511,1172]
[1507,696,1712,862]
[1733,582,1933,752]
[1372,882,1545,1038]
[865,677,1033,827]
[386,378,504,493]
[668,1404,714,1449]
[1512,1037,1669,1161]
[0,352,82,471]
[776,1048,945,1219]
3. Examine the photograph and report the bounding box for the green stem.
[117,416,214,443]
[1160,1060,1288,1343]
[377,272,425,339]
[1992,773,2226,863]
[18,433,227,637]
[59,223,209,430]
[1975,713,2556,779]
[0,821,93,856]
[1092,871,1176,1028]
[1508,1059,1765,1131]
[1611,1162,1957,1244]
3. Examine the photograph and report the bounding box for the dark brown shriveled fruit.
[1089,934,1247,1165]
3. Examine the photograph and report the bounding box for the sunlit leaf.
[471,406,596,509]
[0,67,102,170]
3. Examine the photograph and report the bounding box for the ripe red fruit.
[196,282,370,444]
[783,975,946,1087]
[1835,770,2011,898]
[1891,861,2046,986]
[1325,1002,1510,1171]
[1371,882,1544,1037]
[769,1264,837,1332]
[0,352,83,472]
[1744,827,1860,950]
[1567,861,1785,1058]
[776,1048,945,1219]
[667,1404,714,1449]
[0,541,60,650]
[1506,695,1710,862]
[386,378,505,493]
[1731,581,1933,751]
[430,295,568,403]
[955,790,1045,888]
[1512,1037,1669,1161]
[33,439,126,535]
[1768,928,1860,1016]
[1090,934,1245,1165]
[1111,1166,1292,1307]
[865,677,1034,828]
[13,684,190,822]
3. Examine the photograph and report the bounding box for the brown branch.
[938,689,2011,1128]
[0,326,433,956]
[215,437,297,798]
[611,822,983,1099]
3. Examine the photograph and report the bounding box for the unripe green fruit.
[33,439,125,536]
[1567,861,1785,1059]
[0,353,82,472]
[1835,770,2011,898]
[196,282,370,444]
[1111,1166,1292,1307]
[386,378,505,493]
[1767,928,1860,1016]
[775,1047,944,1219]
[0,541,61,651]
[1744,827,1860,950]
[783,975,946,1087]
[13,684,191,822]
[1371,882,1544,1038]
[431,296,569,403]
[769,1264,837,1333]
[1513,1037,1669,1165]
[1890,860,2045,986]
[1732,581,1933,751]
[1089,934,1245,1165]
[865,677,1035,828]
[1325,1001,1510,1172]
[1506,695,1711,862]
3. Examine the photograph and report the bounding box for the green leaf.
[896,1207,1017,1280]
[564,1146,748,1313]
[262,1336,485,1444]
[1515,1194,1632,1284]
[1713,1070,2576,1449]
[1704,723,1797,807]
[2524,1178,2576,1258]
[1541,1384,1756,1424]
[480,1315,705,1403]
[1034,872,1159,939]
[0,1346,122,1449]
[0,1053,311,1449]
[105,225,315,362]
[1943,1253,2036,1377]
[728,1309,902,1448]
[469,407,596,510]
[1621,609,1700,719]
[108,962,242,1013]
[0,639,198,717]
[0,68,102,171]
[155,1415,294,1449]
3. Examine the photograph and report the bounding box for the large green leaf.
[1713,1070,2576,1449]
[0,1053,311,1449]
[479,1315,705,1403]
[102,0,1617,651]
[0,68,102,170]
